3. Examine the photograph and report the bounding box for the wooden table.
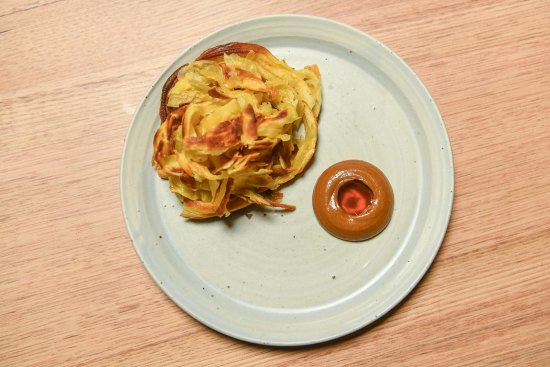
[2,1,549,365]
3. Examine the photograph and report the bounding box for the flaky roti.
[152,43,322,219]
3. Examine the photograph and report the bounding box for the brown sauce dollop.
[312,160,394,241]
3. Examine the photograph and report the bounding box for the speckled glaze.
[313,160,394,241]
[120,15,454,346]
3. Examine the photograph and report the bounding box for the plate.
[120,15,454,346]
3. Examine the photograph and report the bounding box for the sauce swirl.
[312,160,394,241]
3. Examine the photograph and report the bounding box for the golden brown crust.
[153,42,321,219]
[160,43,271,121]
[195,42,271,61]
[160,64,186,122]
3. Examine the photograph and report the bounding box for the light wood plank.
[1,0,549,366]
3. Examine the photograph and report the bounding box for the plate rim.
[120,14,454,346]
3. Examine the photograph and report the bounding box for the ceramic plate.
[120,15,454,346]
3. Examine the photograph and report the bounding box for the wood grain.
[1,0,549,366]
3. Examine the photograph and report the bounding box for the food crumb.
[245,212,253,219]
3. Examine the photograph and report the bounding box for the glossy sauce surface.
[312,160,394,241]
[338,180,373,216]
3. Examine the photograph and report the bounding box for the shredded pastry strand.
[152,42,322,219]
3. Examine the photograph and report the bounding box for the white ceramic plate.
[120,15,453,346]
